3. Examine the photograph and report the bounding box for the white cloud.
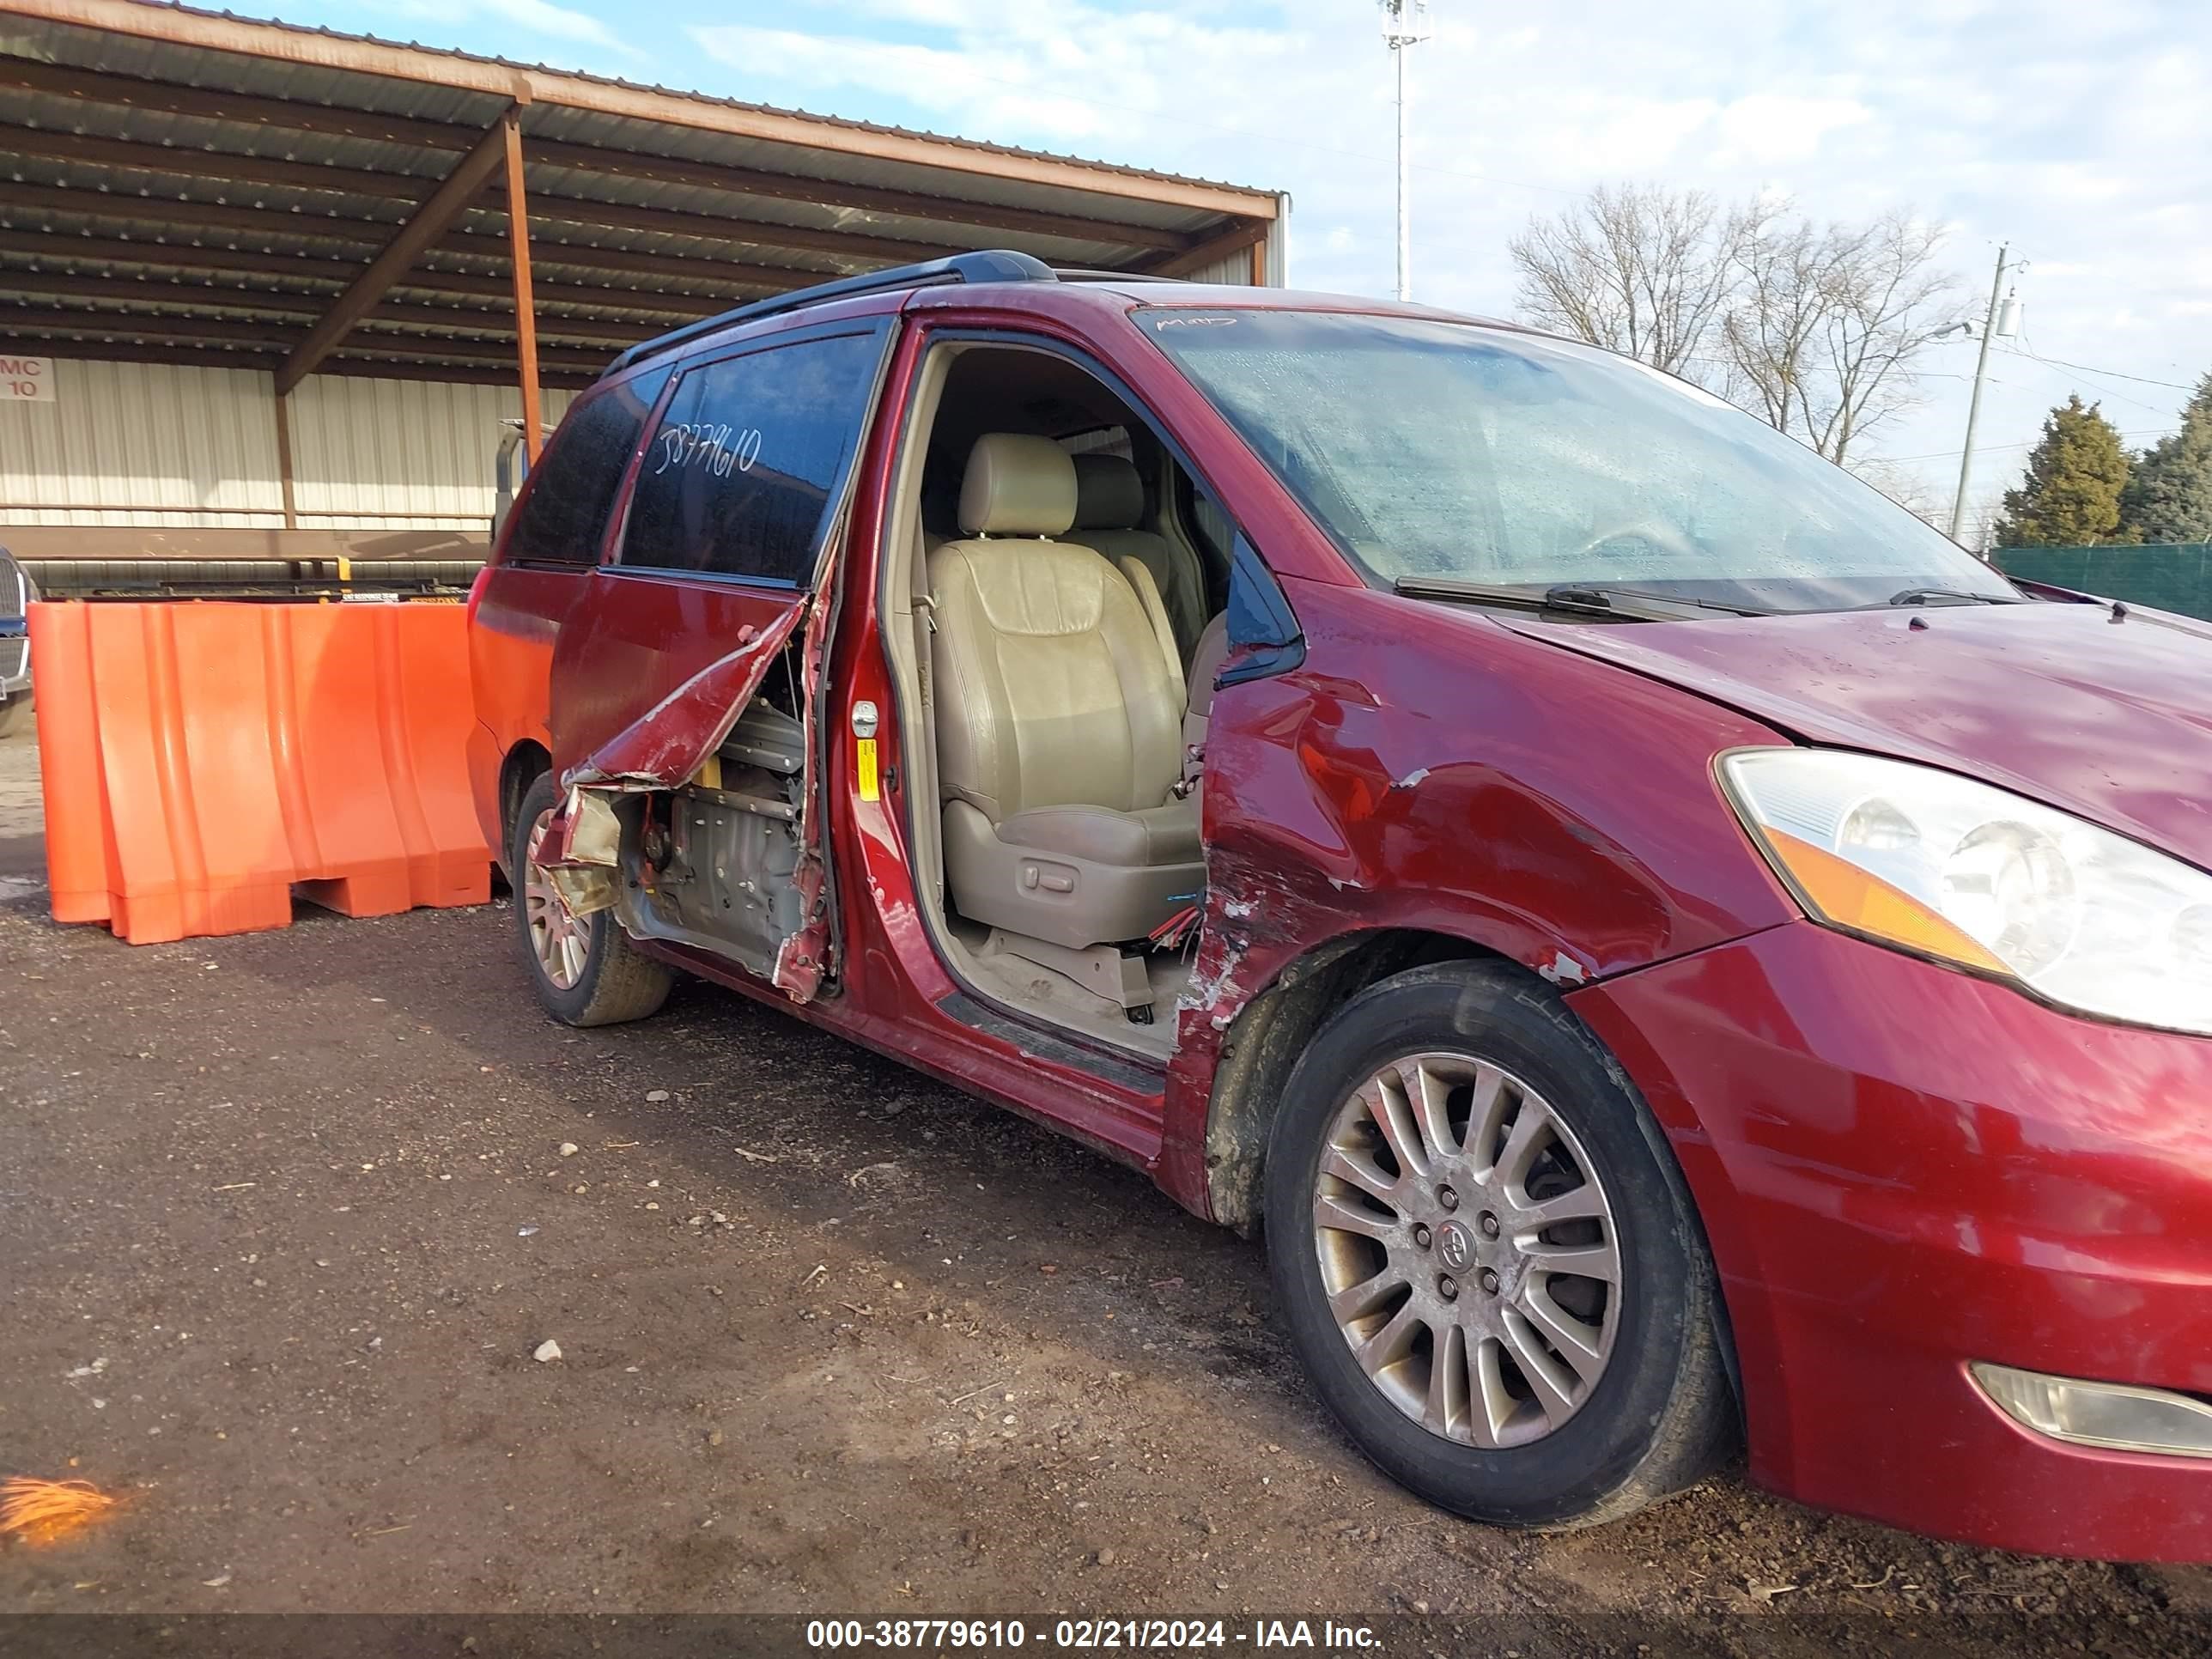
[1516,94,1722,177]
[690,25,1115,140]
[692,3,1296,144]
[380,0,640,58]
[1708,93,1872,167]
[831,0,985,22]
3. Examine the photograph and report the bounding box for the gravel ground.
[2,722,2208,1656]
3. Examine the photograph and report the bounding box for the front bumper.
[1571,921,2212,1562]
[0,622,27,700]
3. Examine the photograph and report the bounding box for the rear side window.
[621,330,882,584]
[500,366,668,566]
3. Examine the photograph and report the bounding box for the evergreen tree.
[1995,395,2134,547]
[2119,374,2212,544]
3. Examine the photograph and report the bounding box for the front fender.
[1159,581,1801,1213]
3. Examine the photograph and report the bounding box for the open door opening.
[879,338,1246,1062]
[602,635,817,988]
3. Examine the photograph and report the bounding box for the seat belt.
[909,520,943,902]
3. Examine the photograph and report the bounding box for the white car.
[0,548,33,738]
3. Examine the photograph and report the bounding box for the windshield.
[1141,308,2018,615]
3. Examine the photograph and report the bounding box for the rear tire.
[509,770,673,1028]
[1263,960,1734,1529]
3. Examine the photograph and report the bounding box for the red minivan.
[468,252,2212,1563]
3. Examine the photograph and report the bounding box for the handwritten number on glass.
[653,422,763,478]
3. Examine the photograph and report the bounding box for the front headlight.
[1720,748,2212,1036]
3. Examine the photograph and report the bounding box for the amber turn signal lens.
[1763,829,2011,975]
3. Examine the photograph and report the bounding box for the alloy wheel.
[524,808,590,990]
[1311,1051,1620,1449]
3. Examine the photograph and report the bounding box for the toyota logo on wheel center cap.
[1437,1218,1476,1271]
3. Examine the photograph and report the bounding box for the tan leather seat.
[929,434,1205,952]
[1069,454,1209,665]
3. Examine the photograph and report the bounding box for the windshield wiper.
[1888,586,2016,606]
[1394,575,1775,619]
[1394,577,1626,617]
[1546,583,1778,617]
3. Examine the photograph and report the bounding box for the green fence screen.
[1994,544,2212,619]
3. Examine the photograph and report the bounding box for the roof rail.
[603,249,1059,379]
[1052,269,1183,284]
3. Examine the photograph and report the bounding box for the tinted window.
[500,366,668,566]
[622,331,882,583]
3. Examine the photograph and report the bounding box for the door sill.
[933,988,1166,1096]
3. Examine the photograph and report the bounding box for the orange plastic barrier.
[28,602,492,945]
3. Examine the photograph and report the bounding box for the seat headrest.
[1072,453,1144,531]
[959,434,1077,538]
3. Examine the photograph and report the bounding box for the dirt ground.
[3,722,2209,1657]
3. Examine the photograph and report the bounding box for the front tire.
[1264,961,1734,1529]
[509,770,673,1028]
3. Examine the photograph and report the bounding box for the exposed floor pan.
[946,913,1194,1063]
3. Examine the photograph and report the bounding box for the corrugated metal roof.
[0,0,1279,391]
[32,2,1273,200]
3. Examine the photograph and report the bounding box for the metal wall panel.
[1184,215,1287,288]
[0,359,573,531]
[0,358,283,526]
[1184,250,1260,286]
[287,377,575,530]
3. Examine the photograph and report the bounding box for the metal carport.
[0,0,1283,583]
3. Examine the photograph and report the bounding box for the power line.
[1999,344,2203,422]
[1881,424,2172,465]
[1998,347,2198,393]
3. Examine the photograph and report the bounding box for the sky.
[290,0,2212,522]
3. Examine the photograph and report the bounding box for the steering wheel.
[1572,518,1702,563]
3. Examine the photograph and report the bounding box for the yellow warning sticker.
[856,737,880,802]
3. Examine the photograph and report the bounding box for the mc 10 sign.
[1,355,56,402]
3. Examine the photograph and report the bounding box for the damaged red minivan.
[469,252,2212,1562]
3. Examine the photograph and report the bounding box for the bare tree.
[1514,186,1966,468]
[1847,458,1948,528]
[1723,208,1963,465]
[1808,213,1964,463]
[1508,184,1742,377]
[1719,199,1831,440]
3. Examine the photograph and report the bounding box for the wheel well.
[1203,925,1750,1423]
[1202,927,1502,1235]
[498,740,551,861]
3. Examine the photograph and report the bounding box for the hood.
[1493,599,2212,865]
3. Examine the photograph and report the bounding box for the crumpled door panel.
[534,572,817,994]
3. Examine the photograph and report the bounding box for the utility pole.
[1379,2,1431,302]
[1949,243,2017,543]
